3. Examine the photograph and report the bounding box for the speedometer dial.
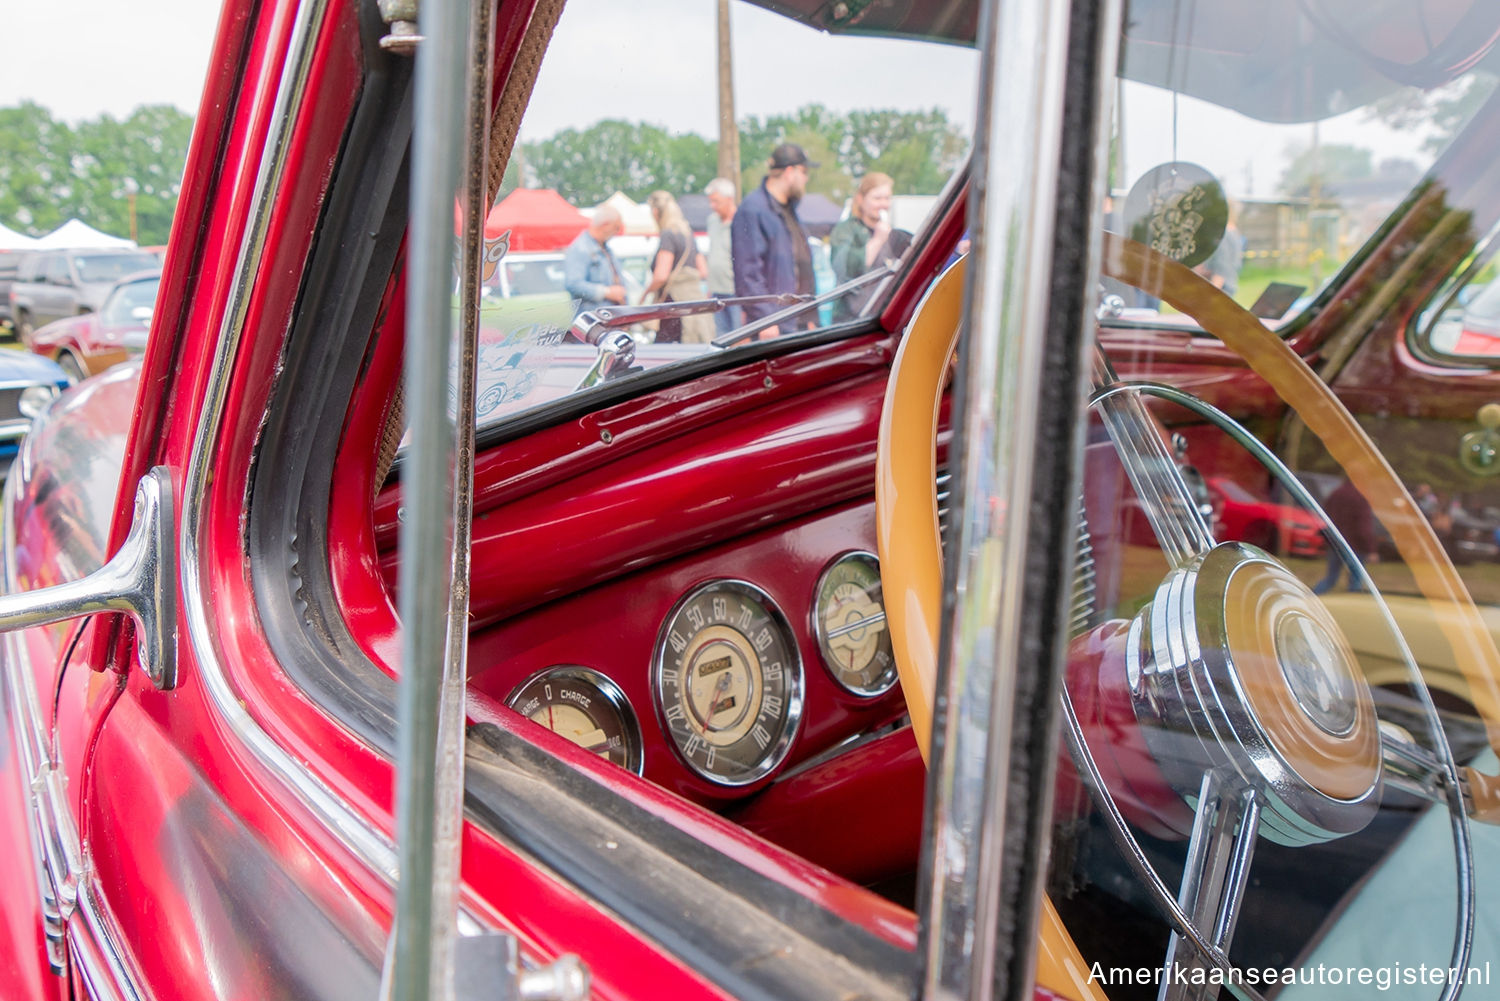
[507,666,643,773]
[812,552,896,696]
[653,581,803,786]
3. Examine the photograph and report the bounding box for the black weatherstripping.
[465,723,915,1001]
[248,3,411,751]
[245,8,921,1000]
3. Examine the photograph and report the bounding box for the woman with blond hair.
[828,172,895,321]
[644,189,712,343]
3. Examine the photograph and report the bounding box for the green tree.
[1367,74,1496,156]
[0,102,75,235]
[523,120,718,205]
[0,102,192,245]
[1277,142,1374,199]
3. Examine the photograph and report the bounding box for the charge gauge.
[812,552,897,697]
[507,666,644,774]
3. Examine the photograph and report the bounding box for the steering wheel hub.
[1128,542,1381,845]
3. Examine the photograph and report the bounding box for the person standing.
[1313,478,1378,594]
[563,205,626,316]
[732,143,817,339]
[704,177,741,335]
[828,171,895,321]
[643,190,713,344]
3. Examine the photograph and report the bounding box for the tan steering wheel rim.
[875,234,1500,999]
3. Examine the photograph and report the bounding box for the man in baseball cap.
[731,143,819,338]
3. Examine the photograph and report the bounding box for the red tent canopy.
[484,188,587,251]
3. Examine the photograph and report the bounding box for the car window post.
[916,0,1120,998]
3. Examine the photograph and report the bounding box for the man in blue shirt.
[563,205,626,315]
[732,143,816,339]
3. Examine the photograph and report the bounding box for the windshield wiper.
[566,259,901,391]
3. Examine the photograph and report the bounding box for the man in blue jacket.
[732,143,817,339]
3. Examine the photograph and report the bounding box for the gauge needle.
[706,670,733,719]
[547,704,555,730]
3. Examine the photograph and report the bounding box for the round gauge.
[652,581,803,786]
[507,667,643,774]
[813,552,897,697]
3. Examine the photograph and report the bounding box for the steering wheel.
[875,234,1499,998]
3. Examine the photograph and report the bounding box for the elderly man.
[563,204,626,316]
[732,143,816,339]
[704,177,741,335]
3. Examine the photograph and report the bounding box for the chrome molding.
[1062,381,1475,1001]
[177,0,399,881]
[68,885,147,1001]
[919,0,1095,995]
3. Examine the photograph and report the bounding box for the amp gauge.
[507,666,643,774]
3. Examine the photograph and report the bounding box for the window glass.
[468,0,978,431]
[102,276,159,326]
[1104,68,1498,332]
[72,252,160,284]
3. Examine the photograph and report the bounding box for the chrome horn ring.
[1059,379,1474,1001]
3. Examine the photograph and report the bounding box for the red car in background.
[1206,475,1326,558]
[26,271,159,381]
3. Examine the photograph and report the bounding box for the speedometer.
[652,581,803,786]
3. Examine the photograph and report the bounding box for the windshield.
[1103,50,1498,332]
[73,253,159,284]
[102,276,159,326]
[464,0,976,432]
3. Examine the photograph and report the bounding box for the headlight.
[18,385,59,419]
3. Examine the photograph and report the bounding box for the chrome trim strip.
[1,471,74,975]
[921,0,1122,996]
[0,380,63,391]
[919,0,1077,993]
[176,0,399,880]
[68,885,147,1001]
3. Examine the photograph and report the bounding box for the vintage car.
[25,271,160,381]
[6,0,1500,999]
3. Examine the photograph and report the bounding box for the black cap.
[769,142,819,170]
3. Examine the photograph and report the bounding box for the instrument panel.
[468,503,907,803]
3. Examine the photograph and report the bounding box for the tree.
[1277,142,1374,199]
[522,120,718,205]
[0,102,75,235]
[0,102,193,245]
[1367,73,1496,156]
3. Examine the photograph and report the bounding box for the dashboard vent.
[933,470,1097,638]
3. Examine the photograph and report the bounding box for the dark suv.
[8,248,160,343]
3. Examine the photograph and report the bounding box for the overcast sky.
[0,0,1441,202]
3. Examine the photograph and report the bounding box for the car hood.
[0,347,68,385]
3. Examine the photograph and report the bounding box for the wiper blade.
[569,293,807,345]
[711,258,900,348]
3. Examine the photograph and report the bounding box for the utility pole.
[716,0,740,197]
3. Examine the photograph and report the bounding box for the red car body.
[4,0,1500,1000]
[27,272,160,380]
[1205,475,1326,558]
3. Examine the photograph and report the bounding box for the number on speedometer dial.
[653,581,803,786]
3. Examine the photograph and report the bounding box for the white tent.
[0,222,38,250]
[34,219,136,249]
[597,192,657,236]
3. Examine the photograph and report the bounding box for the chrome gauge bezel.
[811,551,897,697]
[651,580,804,787]
[506,665,644,774]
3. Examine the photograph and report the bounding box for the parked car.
[6,1,1500,1001]
[7,247,161,342]
[1206,475,1326,557]
[0,348,67,474]
[0,251,23,333]
[25,271,160,381]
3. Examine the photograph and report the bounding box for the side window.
[1417,245,1500,363]
[466,0,978,433]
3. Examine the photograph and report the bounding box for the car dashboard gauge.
[652,580,803,786]
[507,666,644,774]
[812,551,897,697]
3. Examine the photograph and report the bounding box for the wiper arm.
[711,259,900,348]
[568,293,808,346]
